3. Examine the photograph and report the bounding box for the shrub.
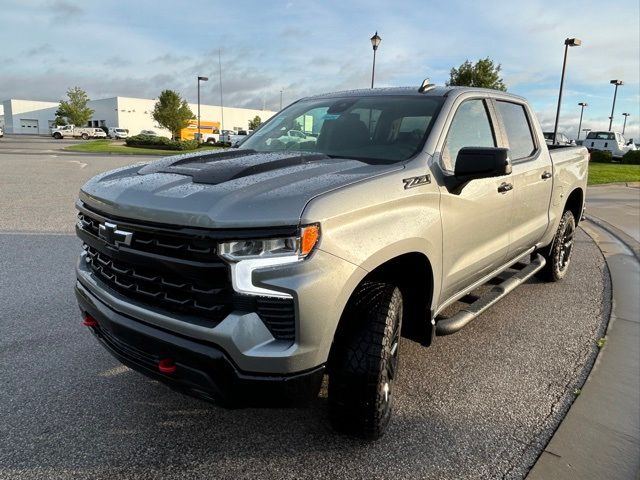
[125,134,197,151]
[589,150,613,163]
[621,150,640,165]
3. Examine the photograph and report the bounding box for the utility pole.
[218,48,224,136]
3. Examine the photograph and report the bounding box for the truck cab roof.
[303,86,526,102]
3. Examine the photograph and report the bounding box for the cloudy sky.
[1,0,638,139]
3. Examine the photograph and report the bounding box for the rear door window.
[495,101,536,160]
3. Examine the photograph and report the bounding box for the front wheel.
[538,210,576,282]
[328,282,403,439]
[53,132,62,139]
[81,133,89,140]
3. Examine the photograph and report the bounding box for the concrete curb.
[527,218,640,479]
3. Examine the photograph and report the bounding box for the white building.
[1,97,275,136]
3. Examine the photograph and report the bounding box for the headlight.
[219,224,319,261]
[219,224,320,298]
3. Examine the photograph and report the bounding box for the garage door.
[20,119,39,134]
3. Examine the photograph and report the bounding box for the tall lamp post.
[370,31,381,89]
[577,102,588,141]
[552,37,581,145]
[280,89,283,111]
[197,76,208,142]
[622,113,630,135]
[608,80,623,131]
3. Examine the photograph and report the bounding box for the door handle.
[541,171,552,179]
[497,182,513,193]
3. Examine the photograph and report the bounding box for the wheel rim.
[558,219,575,271]
[383,306,402,406]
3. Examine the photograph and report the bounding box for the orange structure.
[180,120,221,140]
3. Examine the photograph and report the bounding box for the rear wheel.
[538,210,576,282]
[328,282,402,439]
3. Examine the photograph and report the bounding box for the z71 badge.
[402,174,431,189]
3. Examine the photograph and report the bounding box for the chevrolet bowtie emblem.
[98,222,133,248]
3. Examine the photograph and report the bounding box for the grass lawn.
[64,140,221,156]
[588,162,640,185]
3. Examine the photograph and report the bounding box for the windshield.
[240,95,444,163]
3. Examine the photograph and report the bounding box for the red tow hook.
[158,358,177,375]
[82,314,98,327]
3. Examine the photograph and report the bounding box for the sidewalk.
[528,184,640,479]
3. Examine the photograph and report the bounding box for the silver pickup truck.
[74,84,588,439]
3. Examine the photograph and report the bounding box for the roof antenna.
[418,78,435,93]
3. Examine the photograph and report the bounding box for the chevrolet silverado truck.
[75,83,588,439]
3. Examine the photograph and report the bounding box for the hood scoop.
[139,150,333,185]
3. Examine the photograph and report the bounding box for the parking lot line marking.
[65,159,87,168]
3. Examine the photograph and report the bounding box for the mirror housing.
[445,147,511,193]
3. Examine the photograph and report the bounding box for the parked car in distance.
[584,131,636,157]
[75,84,588,440]
[229,130,254,146]
[51,125,104,140]
[196,131,220,144]
[267,129,317,147]
[0,126,3,138]
[139,130,160,136]
[108,128,129,139]
[218,130,236,143]
[543,132,574,146]
[92,128,107,139]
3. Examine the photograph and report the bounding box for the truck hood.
[79,149,402,228]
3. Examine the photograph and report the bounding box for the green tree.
[152,90,194,139]
[446,58,507,91]
[56,87,94,126]
[248,115,262,130]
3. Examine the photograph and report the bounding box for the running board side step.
[435,254,546,336]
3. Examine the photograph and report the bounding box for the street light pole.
[577,102,588,141]
[370,31,381,89]
[280,89,283,111]
[608,80,623,131]
[197,76,208,143]
[622,113,630,135]
[552,37,581,145]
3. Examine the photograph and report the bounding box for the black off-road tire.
[537,210,576,282]
[53,132,62,139]
[81,133,89,140]
[328,282,403,440]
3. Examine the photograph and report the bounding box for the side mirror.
[445,147,511,193]
[627,139,634,146]
[455,147,511,178]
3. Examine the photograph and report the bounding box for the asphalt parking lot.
[0,138,611,479]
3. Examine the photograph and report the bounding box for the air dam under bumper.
[75,283,325,405]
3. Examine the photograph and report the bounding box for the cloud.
[25,43,55,57]
[149,53,192,65]
[46,0,84,23]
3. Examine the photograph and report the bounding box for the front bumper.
[76,282,324,404]
[76,243,364,374]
